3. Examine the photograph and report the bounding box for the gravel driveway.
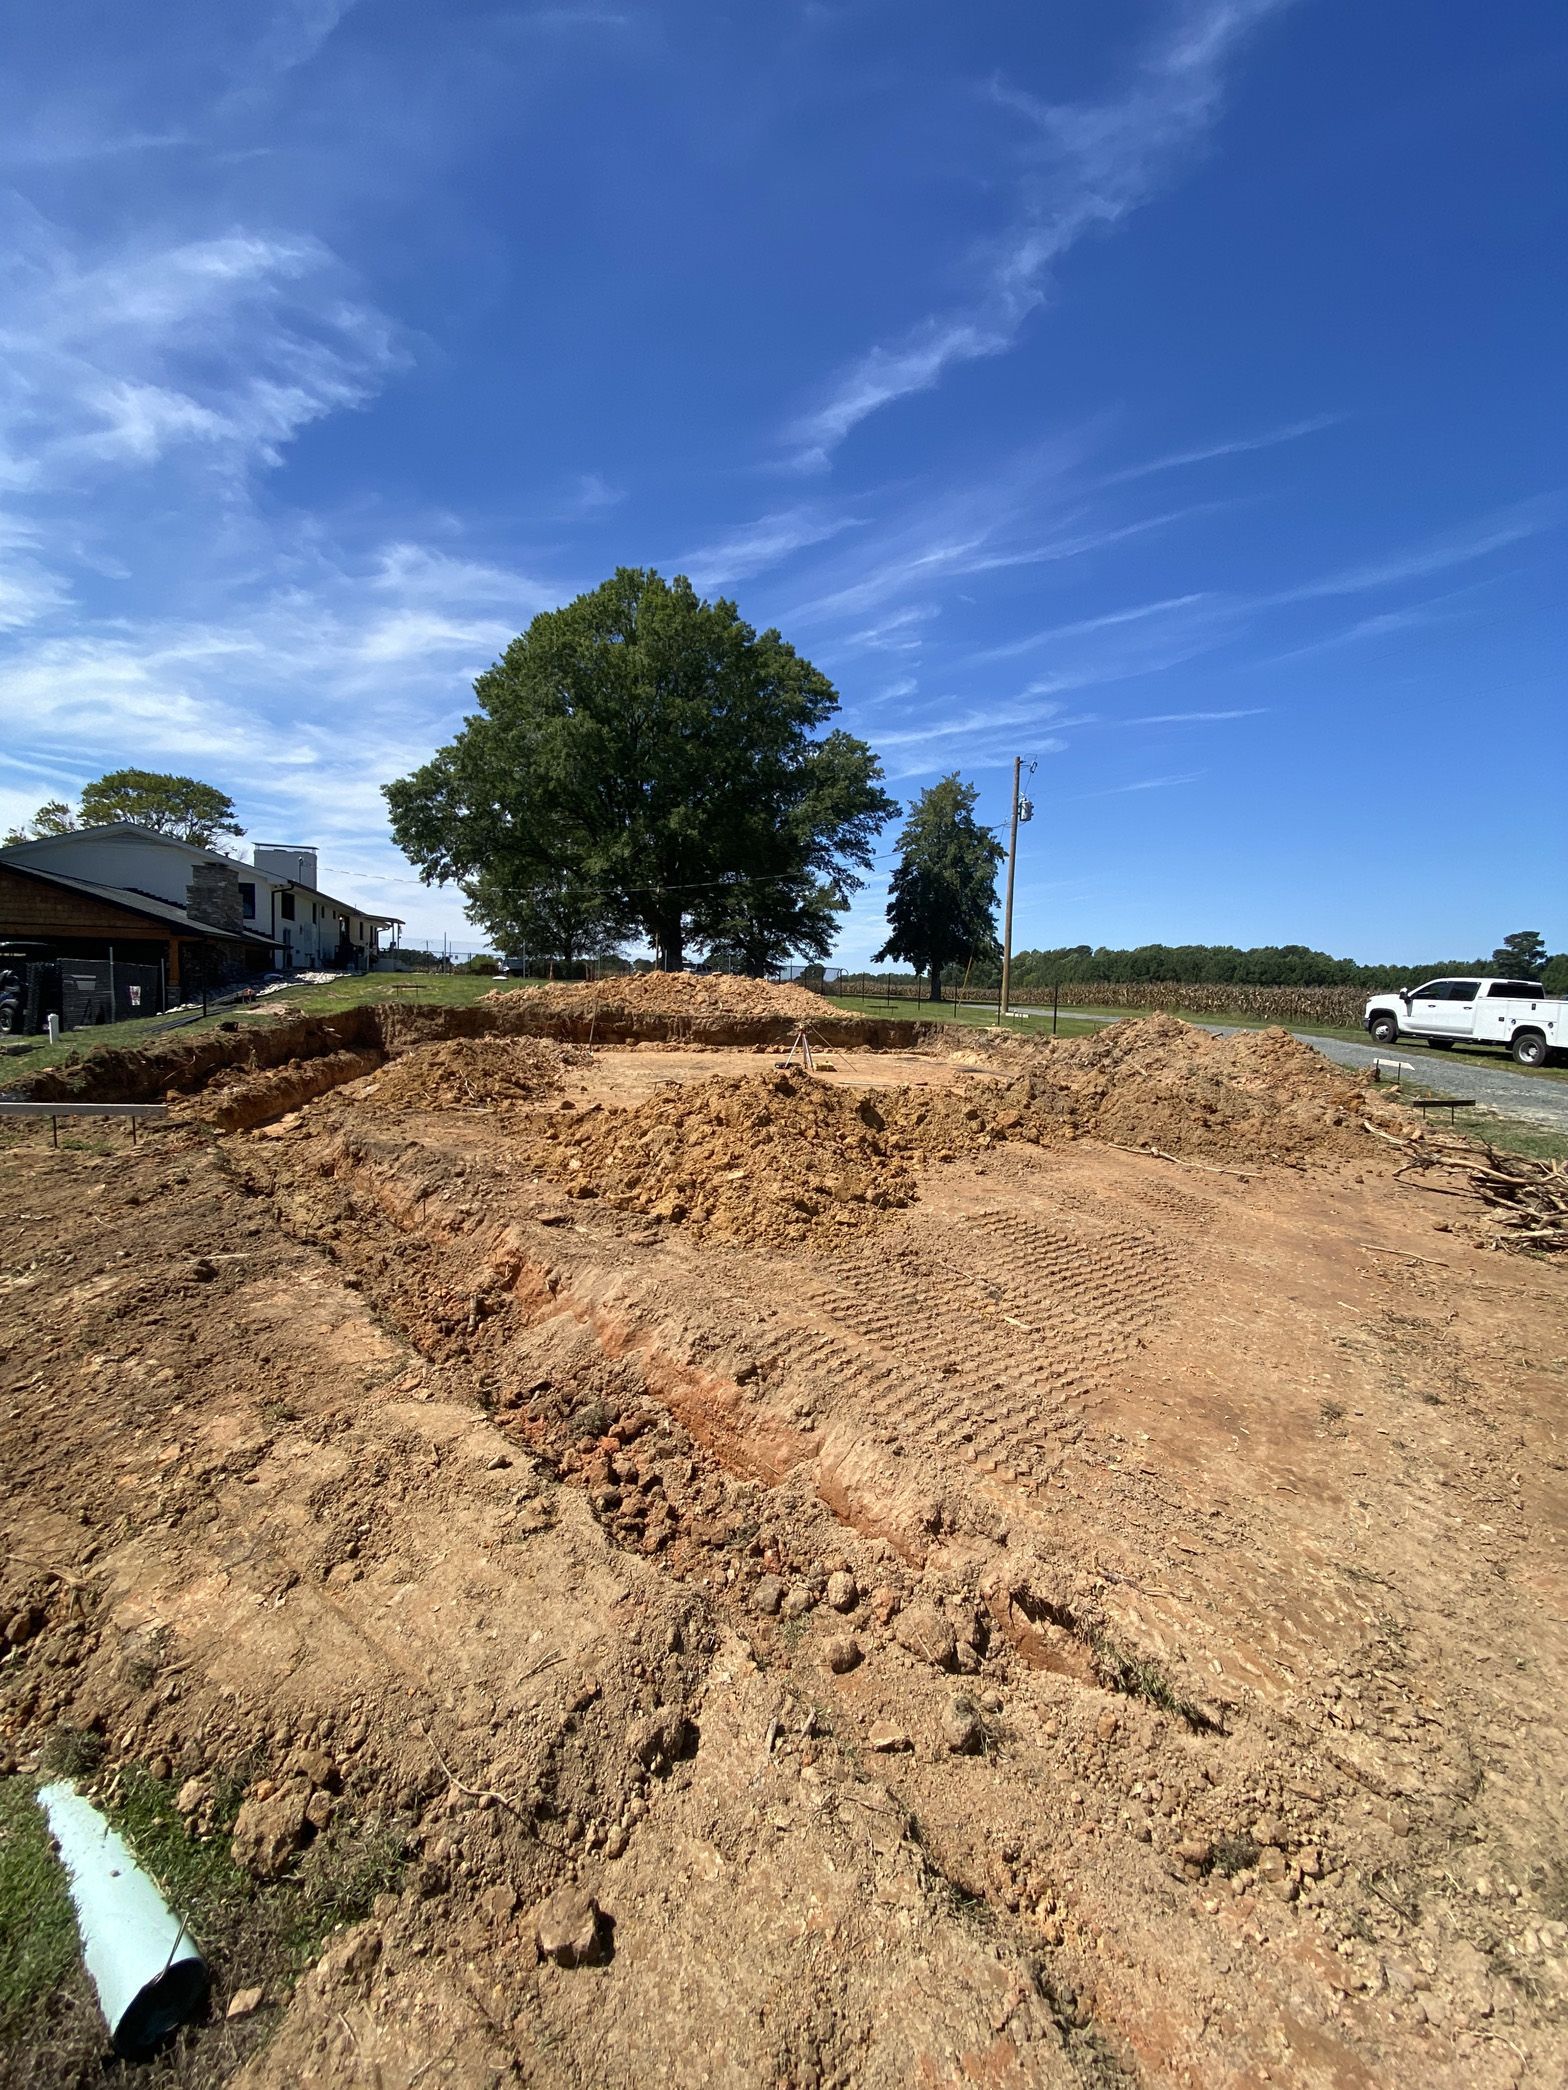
[1042,1011,1568,1133]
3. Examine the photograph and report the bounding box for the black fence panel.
[56,959,167,1030]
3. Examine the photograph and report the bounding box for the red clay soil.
[2,1019,1565,2089]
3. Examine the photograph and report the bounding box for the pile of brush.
[1390,1131,1568,1254]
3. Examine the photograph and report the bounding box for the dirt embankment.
[492,969,843,1023]
[17,987,919,1114]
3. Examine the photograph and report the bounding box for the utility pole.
[997,757,1035,1022]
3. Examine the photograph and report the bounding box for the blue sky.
[1,0,1563,963]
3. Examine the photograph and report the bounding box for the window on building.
[280,891,295,921]
[238,881,256,921]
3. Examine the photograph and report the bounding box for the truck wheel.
[1511,1030,1548,1067]
[1369,1014,1399,1045]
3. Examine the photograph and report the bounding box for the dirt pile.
[969,1012,1386,1161]
[521,1070,923,1244]
[515,1019,1396,1247]
[493,969,839,1022]
[365,1036,591,1111]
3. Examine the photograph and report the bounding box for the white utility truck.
[1363,978,1565,1065]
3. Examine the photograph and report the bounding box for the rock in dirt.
[941,1695,981,1753]
[231,1785,310,1879]
[868,1723,910,1753]
[226,1986,265,2020]
[535,1885,604,1968]
[780,1585,815,1619]
[894,1601,958,1671]
[824,1634,861,1675]
[626,1705,690,1771]
[751,1575,786,1617]
[825,1570,858,1613]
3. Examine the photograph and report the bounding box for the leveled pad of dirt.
[363,1036,592,1111]
[491,968,840,1022]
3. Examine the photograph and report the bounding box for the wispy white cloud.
[244,1,359,85]
[0,215,399,489]
[1117,707,1264,724]
[784,0,1290,465]
[675,507,864,589]
[1283,497,1558,602]
[0,535,563,924]
[564,471,625,517]
[1099,413,1340,485]
[1070,771,1203,799]
[976,592,1209,663]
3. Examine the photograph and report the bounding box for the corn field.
[829,975,1368,1029]
[1010,981,1369,1027]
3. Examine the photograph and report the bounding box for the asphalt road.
[1041,1011,1568,1133]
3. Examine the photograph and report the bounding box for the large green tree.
[385,568,895,971]
[5,772,242,848]
[2,798,76,847]
[466,868,622,966]
[874,774,1002,1001]
[1491,930,1548,979]
[78,769,243,844]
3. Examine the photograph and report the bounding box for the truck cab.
[1364,978,1563,1065]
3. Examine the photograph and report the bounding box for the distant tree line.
[956,932,1566,997]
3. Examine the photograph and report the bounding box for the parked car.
[1364,978,1565,1065]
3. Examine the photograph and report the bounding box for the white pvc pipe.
[38,1781,209,2059]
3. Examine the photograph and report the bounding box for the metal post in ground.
[998,756,1036,1024]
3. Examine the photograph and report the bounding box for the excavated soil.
[491,970,841,1023]
[964,1013,1389,1162]
[3,1016,1566,2089]
[363,1037,593,1112]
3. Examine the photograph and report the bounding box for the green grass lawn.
[826,992,1101,1038]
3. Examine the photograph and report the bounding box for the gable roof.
[0,824,400,927]
[0,859,277,945]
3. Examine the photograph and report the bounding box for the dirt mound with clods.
[362,1036,592,1111]
[520,1071,924,1245]
[515,1019,1399,1248]
[966,1012,1390,1162]
[490,969,840,1023]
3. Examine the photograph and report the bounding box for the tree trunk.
[656,919,685,972]
[926,968,943,1003]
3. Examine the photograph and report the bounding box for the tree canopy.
[4,771,243,848]
[950,935,1568,993]
[1492,930,1548,978]
[2,799,76,846]
[385,567,895,970]
[873,774,1002,1001]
